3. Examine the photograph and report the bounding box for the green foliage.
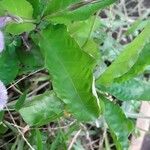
[116,43,150,82]
[38,24,100,121]
[97,23,150,86]
[19,92,64,126]
[101,96,134,150]
[98,79,150,101]
[45,0,117,24]
[0,0,35,34]
[1,0,150,149]
[0,45,19,85]
[68,16,101,62]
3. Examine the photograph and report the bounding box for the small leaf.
[38,25,100,121]
[101,96,134,150]
[19,91,64,126]
[97,23,150,86]
[6,23,35,35]
[97,79,150,101]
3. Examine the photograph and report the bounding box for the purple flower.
[0,16,12,28]
[0,80,8,110]
[0,31,4,53]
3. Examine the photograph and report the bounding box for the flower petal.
[0,31,4,53]
[0,80,8,110]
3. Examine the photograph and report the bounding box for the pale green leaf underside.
[97,23,150,86]
[102,97,134,150]
[19,92,64,126]
[97,79,150,101]
[38,25,100,121]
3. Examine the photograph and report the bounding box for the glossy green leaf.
[6,23,35,35]
[101,96,134,150]
[0,46,19,85]
[97,79,150,101]
[38,25,100,121]
[116,43,150,82]
[45,0,117,24]
[19,92,64,126]
[97,23,150,86]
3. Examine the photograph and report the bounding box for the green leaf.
[97,79,150,101]
[101,96,134,150]
[0,0,33,18]
[97,23,150,86]
[6,23,35,35]
[115,43,150,82]
[19,91,64,126]
[38,25,100,121]
[45,0,117,24]
[0,46,19,85]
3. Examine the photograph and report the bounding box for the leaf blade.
[38,25,100,121]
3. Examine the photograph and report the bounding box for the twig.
[7,68,44,90]
[68,129,82,150]
[5,106,35,150]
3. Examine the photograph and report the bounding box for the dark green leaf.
[0,46,19,85]
[101,96,134,150]
[38,25,100,121]
[16,46,44,73]
[19,91,64,126]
